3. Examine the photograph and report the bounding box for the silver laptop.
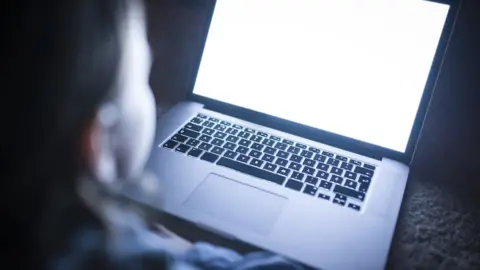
[147,0,458,269]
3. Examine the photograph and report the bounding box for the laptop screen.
[192,0,450,153]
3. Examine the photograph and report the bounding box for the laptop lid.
[186,0,460,164]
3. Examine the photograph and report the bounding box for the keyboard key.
[345,172,357,180]
[250,158,264,167]
[354,167,374,177]
[220,121,231,126]
[245,128,255,133]
[276,151,289,159]
[163,140,178,149]
[331,176,343,184]
[211,146,225,155]
[191,117,203,124]
[236,146,249,154]
[349,159,362,166]
[261,154,275,163]
[233,124,243,129]
[308,147,320,153]
[359,182,370,193]
[302,166,315,175]
[270,135,281,141]
[331,167,344,176]
[285,180,303,191]
[317,163,330,172]
[323,151,334,157]
[277,167,290,177]
[238,139,251,147]
[335,155,348,162]
[251,143,264,151]
[211,139,224,147]
[295,143,307,149]
[345,180,357,189]
[283,139,294,145]
[287,146,300,154]
[226,127,238,135]
[186,138,200,147]
[171,134,188,143]
[313,154,326,163]
[202,128,215,135]
[197,114,207,119]
[359,175,371,184]
[257,131,268,137]
[224,150,238,159]
[274,142,288,150]
[334,185,365,201]
[318,193,330,200]
[178,129,200,139]
[214,124,226,131]
[340,162,354,171]
[303,159,316,167]
[333,194,346,206]
[364,164,376,171]
[249,150,262,158]
[317,171,329,180]
[185,123,203,132]
[187,148,203,157]
[202,121,215,128]
[275,158,288,167]
[226,135,239,143]
[200,152,219,163]
[264,147,276,155]
[262,139,275,147]
[264,163,277,172]
[237,154,250,163]
[319,180,332,190]
[217,157,285,185]
[198,134,212,143]
[224,142,236,151]
[290,155,303,163]
[238,131,250,139]
[327,158,340,167]
[303,185,318,196]
[291,172,305,181]
[348,203,361,211]
[208,117,219,123]
[175,144,190,153]
[198,142,212,151]
[305,176,319,185]
[288,162,302,171]
[300,150,313,158]
[358,175,372,193]
[250,135,263,142]
[214,132,227,139]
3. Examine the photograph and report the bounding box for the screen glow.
[193,0,450,152]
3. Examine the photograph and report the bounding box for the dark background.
[145,0,480,268]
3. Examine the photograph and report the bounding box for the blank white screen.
[193,0,450,152]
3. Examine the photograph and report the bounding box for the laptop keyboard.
[161,114,377,212]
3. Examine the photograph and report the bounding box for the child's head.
[1,0,155,217]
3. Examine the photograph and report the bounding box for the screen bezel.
[185,0,460,164]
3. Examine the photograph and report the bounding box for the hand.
[152,224,193,254]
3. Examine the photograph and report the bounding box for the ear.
[81,112,118,183]
[81,117,99,172]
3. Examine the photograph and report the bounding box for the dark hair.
[1,0,128,267]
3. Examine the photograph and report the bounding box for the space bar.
[217,158,286,185]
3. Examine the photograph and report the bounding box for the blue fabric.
[179,242,303,270]
[51,215,302,270]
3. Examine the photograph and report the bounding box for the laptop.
[146,0,459,269]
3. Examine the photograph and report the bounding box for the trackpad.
[183,174,287,234]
